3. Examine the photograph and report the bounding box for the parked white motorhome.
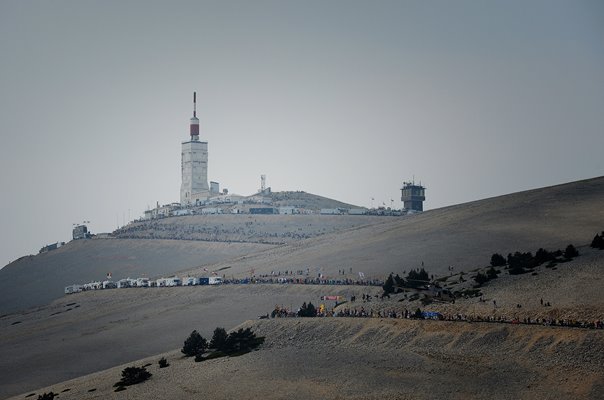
[136,278,150,287]
[348,208,367,215]
[201,207,222,215]
[165,277,182,287]
[320,208,345,215]
[209,276,223,285]
[83,281,102,290]
[183,277,198,286]
[64,284,82,294]
[117,279,131,289]
[102,280,116,289]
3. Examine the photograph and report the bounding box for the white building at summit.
[180,92,213,205]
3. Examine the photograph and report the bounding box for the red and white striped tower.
[181,91,209,205]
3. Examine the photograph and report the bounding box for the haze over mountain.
[1,0,603,271]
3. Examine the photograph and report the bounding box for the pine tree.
[181,330,208,357]
[564,244,579,259]
[591,233,604,249]
[490,253,506,267]
[210,327,228,351]
[382,273,395,294]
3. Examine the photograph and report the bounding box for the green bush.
[158,357,169,368]
[113,366,152,388]
[37,393,56,400]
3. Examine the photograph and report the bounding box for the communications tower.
[180,92,209,205]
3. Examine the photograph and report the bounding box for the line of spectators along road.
[267,305,604,330]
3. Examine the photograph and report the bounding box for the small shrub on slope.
[113,366,152,388]
[564,244,579,259]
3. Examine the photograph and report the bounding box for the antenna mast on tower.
[190,91,200,141]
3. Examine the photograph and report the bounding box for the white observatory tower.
[180,92,210,205]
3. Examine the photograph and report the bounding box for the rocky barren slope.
[183,176,604,280]
[1,176,603,399]
[8,318,603,400]
[1,244,602,399]
[0,239,273,315]
[112,214,385,243]
[2,177,602,316]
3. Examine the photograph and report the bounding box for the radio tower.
[180,91,209,205]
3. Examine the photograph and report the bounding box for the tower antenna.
[193,91,197,118]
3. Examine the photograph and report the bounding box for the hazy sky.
[1,0,603,268]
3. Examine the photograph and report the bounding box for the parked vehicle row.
[64,276,223,294]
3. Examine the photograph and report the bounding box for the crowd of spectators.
[267,303,604,330]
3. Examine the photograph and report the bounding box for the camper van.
[102,280,117,289]
[82,281,102,290]
[117,279,131,289]
[136,278,150,287]
[64,284,82,294]
[209,276,223,285]
[183,277,199,286]
[165,277,182,287]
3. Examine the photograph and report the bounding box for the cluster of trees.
[383,268,431,295]
[182,327,265,361]
[591,231,604,249]
[490,244,579,275]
